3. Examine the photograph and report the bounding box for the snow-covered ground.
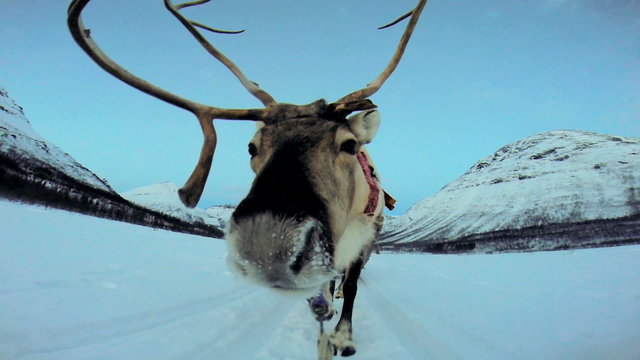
[1,199,638,360]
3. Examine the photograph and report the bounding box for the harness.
[356,152,396,216]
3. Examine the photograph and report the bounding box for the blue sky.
[1,0,639,214]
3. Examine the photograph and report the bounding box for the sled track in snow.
[176,290,297,359]
[359,277,462,360]
[7,286,256,358]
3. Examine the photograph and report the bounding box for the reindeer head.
[227,106,382,290]
[68,0,427,292]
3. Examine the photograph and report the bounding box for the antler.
[67,0,274,208]
[337,0,428,104]
[67,0,428,208]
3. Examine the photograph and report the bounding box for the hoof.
[330,324,356,358]
[340,346,356,357]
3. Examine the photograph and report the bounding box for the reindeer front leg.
[330,258,364,357]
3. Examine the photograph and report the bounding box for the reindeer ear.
[347,110,380,144]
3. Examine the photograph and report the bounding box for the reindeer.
[68,0,427,357]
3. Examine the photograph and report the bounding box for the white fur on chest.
[333,216,376,271]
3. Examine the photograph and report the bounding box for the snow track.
[358,278,464,360]
[1,200,639,360]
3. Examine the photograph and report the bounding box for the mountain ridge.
[379,130,640,252]
[2,86,639,253]
[0,87,223,239]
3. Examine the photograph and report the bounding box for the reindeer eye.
[248,143,258,157]
[340,139,358,155]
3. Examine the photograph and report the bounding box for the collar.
[357,152,381,216]
[357,152,396,215]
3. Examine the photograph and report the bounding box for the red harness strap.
[357,152,381,216]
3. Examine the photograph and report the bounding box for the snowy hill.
[1,199,639,360]
[0,87,223,238]
[381,130,640,252]
[0,87,115,193]
[122,182,234,229]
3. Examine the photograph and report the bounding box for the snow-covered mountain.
[381,130,640,251]
[0,87,223,238]
[0,87,114,193]
[120,130,640,253]
[3,85,638,252]
[122,182,234,229]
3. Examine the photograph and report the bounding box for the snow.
[0,88,41,140]
[0,88,114,193]
[1,199,638,360]
[385,130,640,243]
[121,182,234,229]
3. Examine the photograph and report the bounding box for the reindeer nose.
[228,255,307,291]
[226,213,334,292]
[264,271,297,290]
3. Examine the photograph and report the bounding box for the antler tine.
[190,20,245,35]
[174,0,211,10]
[174,0,245,34]
[68,0,269,208]
[164,0,277,107]
[337,0,428,104]
[377,9,414,30]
